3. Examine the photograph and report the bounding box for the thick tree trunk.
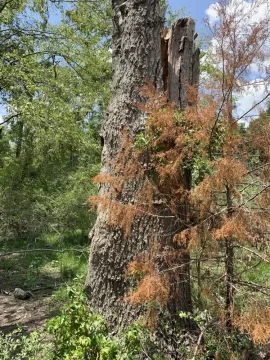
[85,0,163,330]
[85,0,199,340]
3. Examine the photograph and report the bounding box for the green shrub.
[47,287,117,359]
[47,283,164,359]
[0,328,53,360]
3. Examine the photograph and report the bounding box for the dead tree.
[85,0,199,337]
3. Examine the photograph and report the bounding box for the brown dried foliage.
[126,250,169,326]
[126,274,169,308]
[235,306,270,344]
[214,214,248,243]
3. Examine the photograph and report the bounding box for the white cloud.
[236,81,269,121]
[205,2,219,26]
[204,0,270,122]
[205,0,270,27]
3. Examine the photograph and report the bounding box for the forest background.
[0,0,269,359]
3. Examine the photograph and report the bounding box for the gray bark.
[85,0,163,330]
[167,18,199,109]
[161,17,200,329]
[85,0,200,342]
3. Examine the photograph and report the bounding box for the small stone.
[13,288,33,300]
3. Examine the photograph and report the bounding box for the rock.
[13,288,33,300]
[0,289,10,295]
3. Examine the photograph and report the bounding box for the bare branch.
[0,248,88,258]
[234,245,270,264]
[236,92,270,123]
[0,112,21,126]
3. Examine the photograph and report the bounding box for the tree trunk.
[225,186,235,331]
[85,0,163,330]
[85,0,199,338]
[163,18,200,330]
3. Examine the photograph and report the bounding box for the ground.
[0,291,51,334]
[0,232,88,334]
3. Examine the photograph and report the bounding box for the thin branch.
[0,0,13,13]
[0,112,21,126]
[191,328,206,360]
[246,163,270,176]
[242,184,270,206]
[234,245,270,264]
[235,92,270,123]
[159,257,225,274]
[0,248,88,258]
[235,259,262,278]
[234,280,270,296]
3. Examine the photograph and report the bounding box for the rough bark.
[85,0,163,330]
[162,17,200,329]
[85,0,200,340]
[167,18,200,110]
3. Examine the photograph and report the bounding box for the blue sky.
[168,0,214,28]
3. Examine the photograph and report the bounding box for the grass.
[0,230,89,306]
[0,230,89,359]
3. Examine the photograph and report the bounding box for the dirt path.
[0,239,86,335]
[0,266,60,334]
[0,291,53,333]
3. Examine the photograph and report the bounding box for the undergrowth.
[0,233,266,359]
[0,281,165,360]
[0,230,89,292]
[0,280,261,360]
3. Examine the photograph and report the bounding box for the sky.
[168,0,214,29]
[168,0,270,120]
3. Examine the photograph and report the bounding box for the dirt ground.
[0,268,59,334]
[0,292,51,333]
[0,233,88,340]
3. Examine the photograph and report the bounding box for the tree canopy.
[0,0,112,238]
[0,0,270,359]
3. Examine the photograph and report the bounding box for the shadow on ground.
[0,231,89,333]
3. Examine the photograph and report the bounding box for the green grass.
[0,230,89,306]
[244,262,270,284]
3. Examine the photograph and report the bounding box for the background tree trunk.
[162,18,200,330]
[85,0,200,337]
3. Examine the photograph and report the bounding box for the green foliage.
[200,50,224,80]
[0,0,112,239]
[0,328,53,360]
[47,283,163,359]
[179,309,211,326]
[0,232,89,294]
[178,311,256,359]
[191,155,213,186]
[166,6,188,27]
[134,130,152,151]
[202,329,256,360]
[47,285,111,359]
[0,278,161,359]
